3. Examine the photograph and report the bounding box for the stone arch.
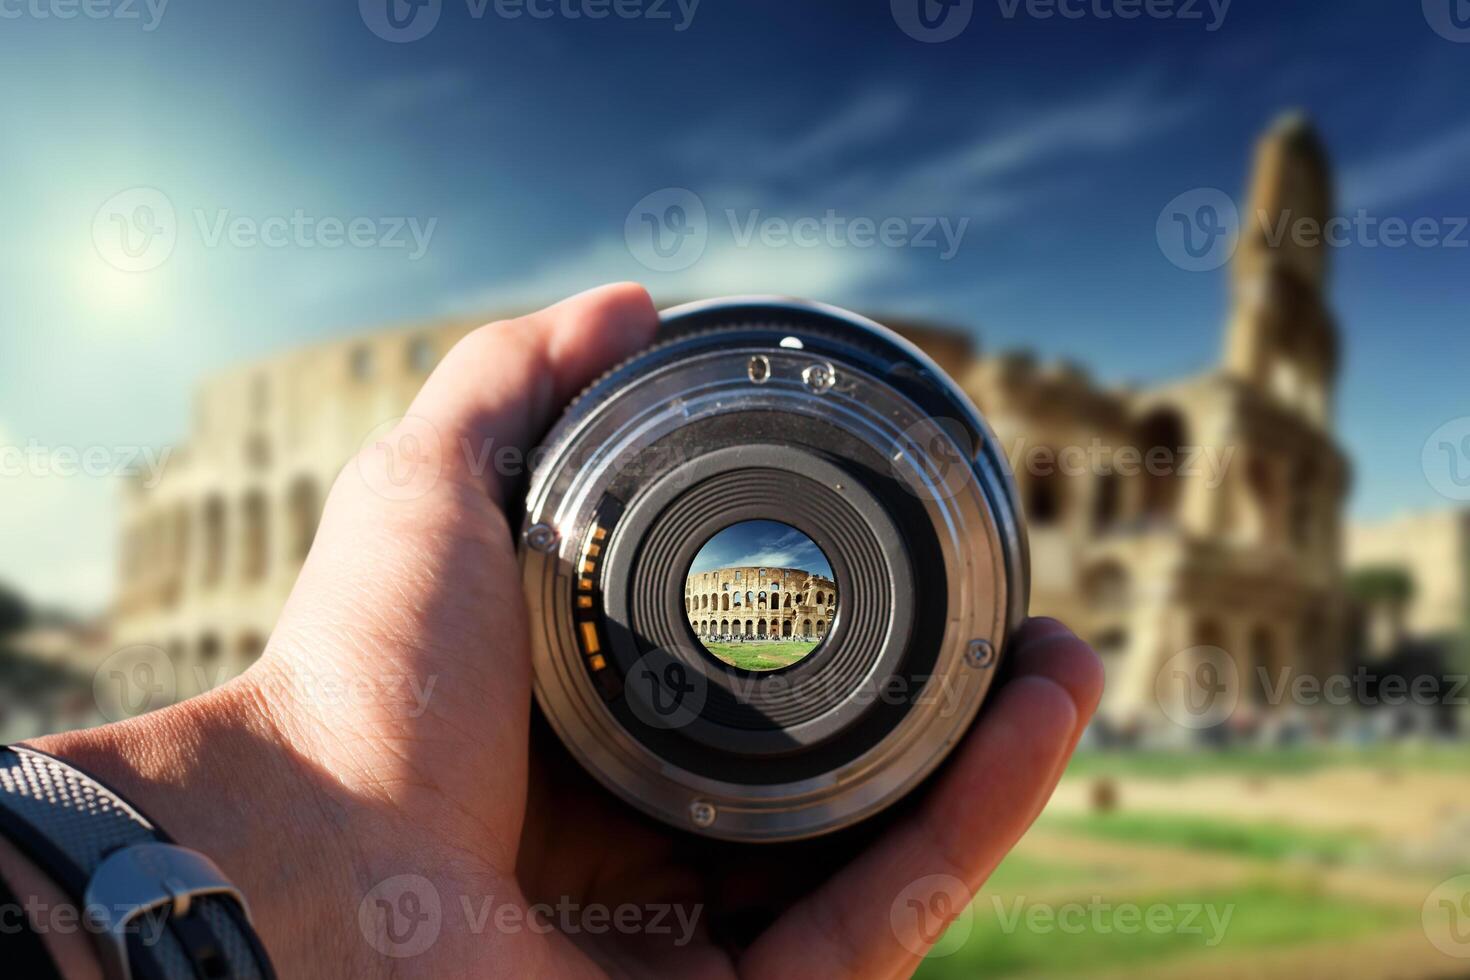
[782,620,792,637]
[744,620,753,636]
[815,620,826,635]
[815,590,825,604]
[722,594,730,610]
[745,591,753,606]
[238,632,265,662]
[1082,560,1131,611]
[1025,465,1066,526]
[758,618,767,637]
[1138,408,1187,522]
[287,476,319,562]
[1249,625,1278,705]
[241,490,268,582]
[1092,472,1122,532]
[720,619,729,634]
[802,618,813,635]
[202,495,226,587]
[784,593,793,608]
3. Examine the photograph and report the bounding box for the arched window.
[349,346,373,381]
[1083,561,1130,611]
[287,476,319,562]
[758,619,767,636]
[745,620,753,636]
[721,594,730,610]
[407,337,435,373]
[202,496,226,587]
[815,620,826,635]
[746,591,753,606]
[1092,472,1121,532]
[785,593,793,608]
[1026,469,1065,526]
[782,621,792,636]
[815,591,824,604]
[720,619,729,634]
[802,618,813,635]
[1137,409,1187,522]
[242,491,268,582]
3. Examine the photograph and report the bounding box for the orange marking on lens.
[580,622,601,654]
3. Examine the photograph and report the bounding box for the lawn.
[915,880,1416,979]
[1041,811,1376,865]
[1065,743,1470,781]
[701,640,820,671]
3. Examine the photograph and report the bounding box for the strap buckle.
[83,842,252,980]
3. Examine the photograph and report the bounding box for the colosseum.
[108,115,1354,731]
[685,566,837,641]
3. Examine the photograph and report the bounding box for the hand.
[36,283,1104,978]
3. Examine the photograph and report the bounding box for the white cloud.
[1340,121,1470,211]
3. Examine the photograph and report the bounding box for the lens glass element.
[684,520,836,672]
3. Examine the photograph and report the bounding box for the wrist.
[27,666,365,976]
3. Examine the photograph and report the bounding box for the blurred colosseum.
[113,115,1356,729]
[685,566,837,641]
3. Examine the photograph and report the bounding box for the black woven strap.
[0,745,275,980]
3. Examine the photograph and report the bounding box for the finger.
[740,622,1103,980]
[401,281,659,505]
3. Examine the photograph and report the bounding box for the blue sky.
[0,0,1466,608]
[689,522,834,579]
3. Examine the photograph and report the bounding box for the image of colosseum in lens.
[685,521,838,672]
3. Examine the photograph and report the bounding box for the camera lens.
[518,298,1029,842]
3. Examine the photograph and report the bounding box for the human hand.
[35,283,1103,978]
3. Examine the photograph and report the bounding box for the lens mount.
[519,297,1028,842]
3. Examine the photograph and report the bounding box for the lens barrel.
[518,298,1028,842]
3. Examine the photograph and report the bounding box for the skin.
[20,283,1104,978]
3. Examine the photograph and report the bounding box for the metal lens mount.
[519,297,1029,842]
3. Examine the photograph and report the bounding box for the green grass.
[701,640,820,671]
[1041,811,1375,865]
[1064,744,1470,781]
[916,881,1416,980]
